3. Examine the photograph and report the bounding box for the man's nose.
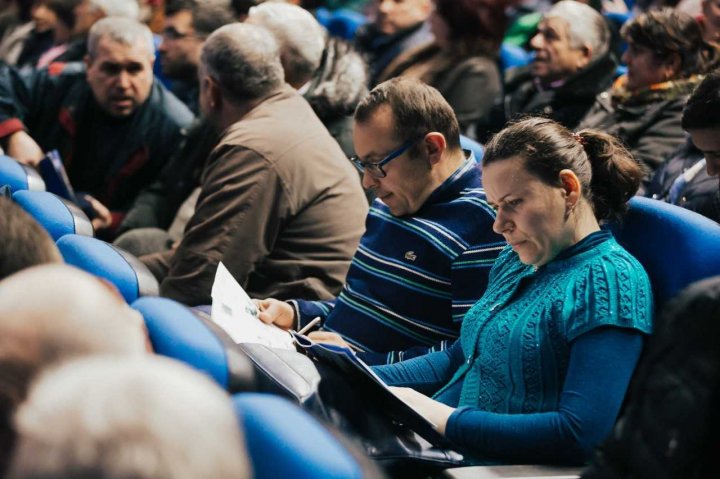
[117,70,131,89]
[361,170,378,190]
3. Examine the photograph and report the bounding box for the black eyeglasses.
[162,27,205,41]
[350,136,424,178]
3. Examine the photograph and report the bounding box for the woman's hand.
[389,386,455,434]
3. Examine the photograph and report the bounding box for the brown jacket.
[142,86,367,306]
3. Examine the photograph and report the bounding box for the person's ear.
[559,169,581,206]
[577,45,592,69]
[204,75,222,109]
[663,52,682,81]
[424,132,446,166]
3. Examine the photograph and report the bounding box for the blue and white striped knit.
[290,157,505,365]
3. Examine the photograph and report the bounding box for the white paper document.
[211,262,295,350]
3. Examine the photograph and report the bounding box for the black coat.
[475,52,617,142]
[643,139,720,223]
[578,76,701,177]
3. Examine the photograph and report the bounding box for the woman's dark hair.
[46,0,82,30]
[622,8,720,78]
[434,0,507,56]
[482,117,644,221]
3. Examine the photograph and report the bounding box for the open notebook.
[291,330,456,450]
[210,262,295,350]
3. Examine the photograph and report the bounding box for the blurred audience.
[55,0,140,62]
[7,356,250,479]
[141,23,367,305]
[114,0,235,251]
[579,9,719,179]
[247,2,368,157]
[700,0,720,44]
[35,0,83,68]
[0,17,193,235]
[375,0,506,136]
[355,0,434,86]
[0,197,62,281]
[0,0,35,64]
[159,0,235,114]
[644,69,720,222]
[477,1,615,141]
[0,264,148,475]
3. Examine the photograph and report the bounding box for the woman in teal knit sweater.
[374,117,654,464]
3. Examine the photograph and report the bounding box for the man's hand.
[7,130,44,167]
[389,387,455,434]
[254,298,295,330]
[307,331,352,349]
[83,195,113,231]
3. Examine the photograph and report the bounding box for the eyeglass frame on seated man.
[161,26,207,41]
[350,135,425,178]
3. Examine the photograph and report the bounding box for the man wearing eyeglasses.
[158,0,235,114]
[257,78,505,365]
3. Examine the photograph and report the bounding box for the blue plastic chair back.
[326,8,367,40]
[56,234,158,303]
[0,155,45,193]
[500,43,532,72]
[131,296,256,390]
[12,190,93,241]
[315,7,332,28]
[233,393,365,479]
[459,135,484,163]
[609,197,720,308]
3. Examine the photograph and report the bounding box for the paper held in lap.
[291,331,455,449]
[210,262,295,350]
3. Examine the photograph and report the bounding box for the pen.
[297,316,322,335]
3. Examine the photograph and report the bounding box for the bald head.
[200,22,284,105]
[9,356,250,479]
[0,264,147,475]
[0,264,147,349]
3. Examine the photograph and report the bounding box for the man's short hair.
[354,77,461,153]
[682,69,720,130]
[87,0,139,19]
[87,16,154,60]
[200,23,284,103]
[0,197,61,281]
[9,356,250,479]
[247,2,326,87]
[545,0,610,61]
[0,264,147,475]
[165,0,236,36]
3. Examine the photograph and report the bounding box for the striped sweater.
[291,158,505,364]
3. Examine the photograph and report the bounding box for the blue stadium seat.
[0,154,45,193]
[610,196,720,308]
[459,135,484,163]
[326,8,367,40]
[56,234,159,303]
[315,7,332,29]
[131,296,255,392]
[499,43,532,72]
[12,190,93,241]
[233,393,372,479]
